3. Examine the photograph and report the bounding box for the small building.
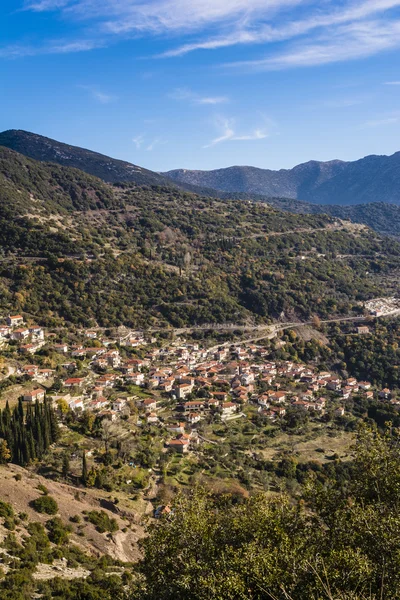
[221,402,237,416]
[379,388,392,400]
[54,344,69,354]
[23,389,45,403]
[7,315,24,327]
[168,438,189,453]
[356,326,370,335]
[63,377,84,388]
[187,412,201,424]
[143,398,157,411]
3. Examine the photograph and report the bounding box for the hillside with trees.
[0,148,400,328]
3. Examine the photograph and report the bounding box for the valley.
[0,137,399,599]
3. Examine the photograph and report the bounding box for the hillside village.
[0,311,397,471]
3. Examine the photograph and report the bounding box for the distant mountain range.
[163,153,400,206]
[2,129,400,236]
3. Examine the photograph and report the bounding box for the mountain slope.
[0,147,399,329]
[163,152,400,206]
[0,129,169,186]
[256,197,400,238]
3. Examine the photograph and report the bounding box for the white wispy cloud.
[161,0,400,57]
[78,85,117,103]
[361,114,400,127]
[24,0,70,10]
[169,88,229,105]
[203,116,269,148]
[385,80,400,85]
[13,0,400,73]
[224,19,400,70]
[0,38,104,58]
[146,137,166,151]
[132,134,145,149]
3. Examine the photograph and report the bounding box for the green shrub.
[31,495,58,515]
[46,517,72,545]
[3,517,15,531]
[0,500,14,519]
[69,514,81,523]
[86,511,118,534]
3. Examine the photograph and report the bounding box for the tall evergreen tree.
[62,453,70,479]
[82,452,88,485]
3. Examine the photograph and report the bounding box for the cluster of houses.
[1,317,397,456]
[0,315,45,354]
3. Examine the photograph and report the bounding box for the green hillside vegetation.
[1,426,400,599]
[264,197,400,238]
[0,148,400,327]
[137,426,400,600]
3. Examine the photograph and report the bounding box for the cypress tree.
[18,398,24,423]
[82,452,88,485]
[62,453,70,479]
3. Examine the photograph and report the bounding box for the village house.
[112,398,127,412]
[22,364,39,376]
[125,372,145,386]
[19,344,40,355]
[207,399,220,409]
[379,388,392,400]
[183,400,205,413]
[54,344,69,354]
[167,423,185,434]
[23,389,45,403]
[11,328,30,341]
[97,374,118,387]
[356,326,370,335]
[142,398,157,411]
[174,382,194,399]
[154,505,172,518]
[269,391,287,404]
[104,350,121,369]
[270,406,286,417]
[327,378,342,392]
[146,412,159,424]
[63,377,85,388]
[36,369,55,381]
[168,438,190,453]
[67,397,85,411]
[29,326,45,340]
[187,412,201,424]
[221,402,237,417]
[89,397,109,411]
[359,381,372,390]
[335,406,345,417]
[85,330,98,339]
[7,315,24,327]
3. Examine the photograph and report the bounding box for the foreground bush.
[138,425,400,600]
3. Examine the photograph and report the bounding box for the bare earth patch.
[0,464,145,562]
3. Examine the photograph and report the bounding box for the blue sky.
[1,0,400,171]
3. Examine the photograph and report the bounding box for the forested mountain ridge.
[4,130,400,236]
[0,147,400,328]
[163,151,400,206]
[0,129,169,187]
